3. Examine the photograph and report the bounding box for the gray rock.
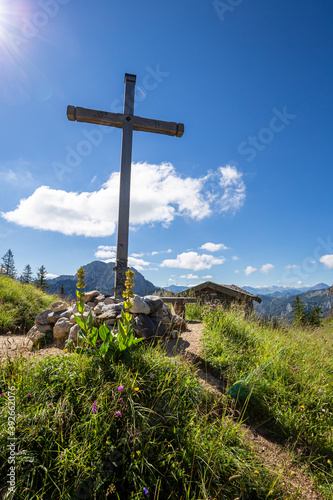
[129,295,150,315]
[170,330,179,339]
[47,311,63,325]
[27,325,53,347]
[35,323,53,334]
[83,290,100,304]
[35,309,53,326]
[53,318,72,346]
[143,296,164,314]
[87,301,96,308]
[105,318,117,327]
[60,308,73,319]
[97,310,118,320]
[69,311,93,324]
[50,301,68,313]
[104,297,116,305]
[72,304,91,315]
[68,324,82,345]
[94,294,105,303]
[133,314,164,339]
[171,314,187,332]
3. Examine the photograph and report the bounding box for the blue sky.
[0,0,333,290]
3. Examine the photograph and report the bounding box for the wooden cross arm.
[67,106,184,137]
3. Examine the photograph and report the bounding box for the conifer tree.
[35,265,48,291]
[21,264,33,284]
[307,305,322,327]
[292,295,307,325]
[1,249,16,278]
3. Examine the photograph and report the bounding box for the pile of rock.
[27,291,186,348]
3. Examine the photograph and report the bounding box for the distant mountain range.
[163,285,190,294]
[47,261,158,298]
[48,266,332,322]
[243,283,330,298]
[254,287,332,322]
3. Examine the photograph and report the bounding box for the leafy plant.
[73,267,142,364]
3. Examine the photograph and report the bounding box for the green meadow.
[0,280,332,498]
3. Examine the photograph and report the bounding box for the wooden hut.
[183,281,261,314]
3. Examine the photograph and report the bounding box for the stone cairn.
[27,291,186,349]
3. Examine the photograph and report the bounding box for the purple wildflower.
[0,393,4,397]
[7,331,12,335]
[118,385,124,392]
[116,410,121,416]
[92,401,97,414]
[26,393,31,398]
[143,487,149,496]
[166,366,169,370]
[319,389,322,393]
[48,403,52,408]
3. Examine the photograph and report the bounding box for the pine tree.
[35,265,48,291]
[21,264,33,284]
[307,305,322,327]
[292,295,307,325]
[60,284,65,297]
[1,249,16,278]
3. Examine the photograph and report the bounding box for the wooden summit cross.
[67,73,184,299]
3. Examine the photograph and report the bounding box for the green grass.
[0,345,289,499]
[200,304,333,498]
[0,276,62,333]
[185,302,204,322]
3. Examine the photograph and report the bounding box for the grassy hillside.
[0,345,290,499]
[200,304,333,498]
[0,276,62,333]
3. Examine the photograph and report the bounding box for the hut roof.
[185,281,262,303]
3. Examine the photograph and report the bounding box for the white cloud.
[161,251,225,271]
[320,254,333,269]
[202,275,213,279]
[284,264,299,270]
[0,169,17,182]
[232,256,239,261]
[94,246,150,271]
[245,266,257,276]
[200,242,228,252]
[179,273,199,279]
[128,256,151,271]
[91,175,97,184]
[46,273,59,279]
[298,281,303,285]
[95,246,116,260]
[218,165,246,213]
[234,270,240,274]
[260,263,274,274]
[151,249,172,256]
[131,252,144,258]
[2,162,246,237]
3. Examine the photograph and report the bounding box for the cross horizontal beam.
[67,105,184,138]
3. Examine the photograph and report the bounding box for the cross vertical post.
[114,73,136,299]
[67,73,184,300]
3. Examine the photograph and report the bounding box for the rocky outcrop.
[27,293,186,348]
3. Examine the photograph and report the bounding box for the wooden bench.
[162,297,197,318]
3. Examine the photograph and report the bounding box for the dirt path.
[163,321,325,500]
